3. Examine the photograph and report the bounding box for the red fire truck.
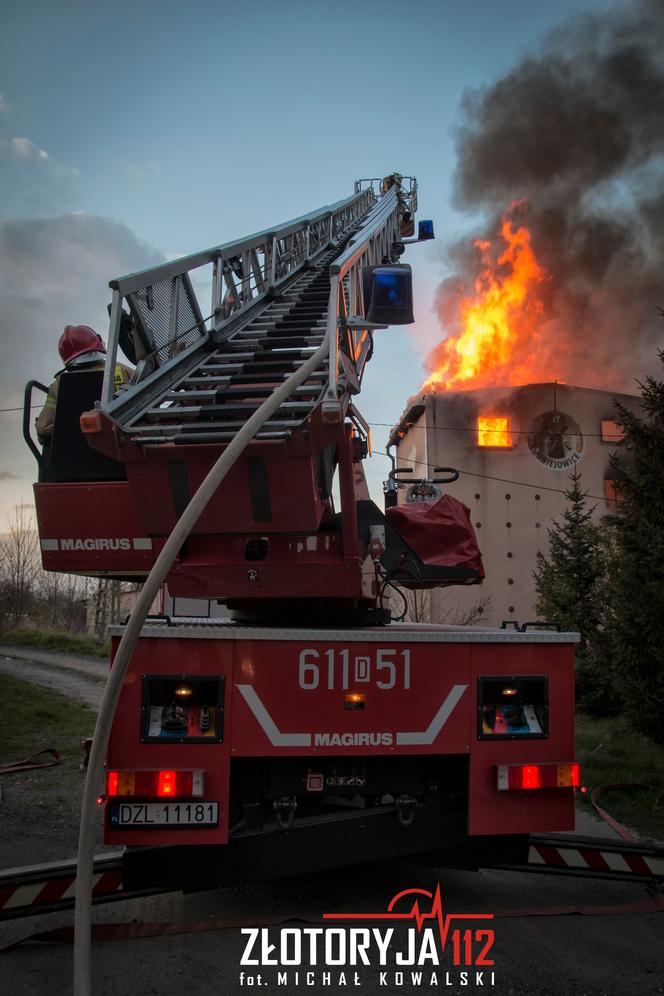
[24,178,578,890]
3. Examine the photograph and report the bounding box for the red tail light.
[496,762,580,791]
[519,765,541,789]
[106,769,203,797]
[157,770,177,797]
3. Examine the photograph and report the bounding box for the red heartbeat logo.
[323,884,493,950]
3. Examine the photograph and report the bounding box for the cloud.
[0,134,81,218]
[0,471,18,481]
[123,160,163,183]
[10,136,80,178]
[0,213,164,509]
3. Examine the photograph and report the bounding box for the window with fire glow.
[477,416,512,448]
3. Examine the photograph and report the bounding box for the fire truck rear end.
[25,176,579,889]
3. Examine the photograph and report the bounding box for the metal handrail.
[101,188,374,405]
[324,179,417,414]
[23,380,49,474]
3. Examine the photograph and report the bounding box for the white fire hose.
[73,325,333,995]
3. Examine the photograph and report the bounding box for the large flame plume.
[422,0,664,397]
[423,208,549,392]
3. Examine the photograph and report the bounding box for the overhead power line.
[369,421,623,441]
[373,450,612,504]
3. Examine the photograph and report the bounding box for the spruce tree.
[606,351,664,740]
[533,471,616,714]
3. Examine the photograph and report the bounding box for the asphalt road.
[1,646,662,996]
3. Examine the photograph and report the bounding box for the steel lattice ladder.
[125,245,343,445]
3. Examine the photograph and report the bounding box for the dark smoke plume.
[428,0,664,393]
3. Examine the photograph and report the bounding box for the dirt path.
[0,646,107,868]
[0,645,106,710]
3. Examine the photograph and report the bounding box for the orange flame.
[423,208,550,392]
[477,415,512,447]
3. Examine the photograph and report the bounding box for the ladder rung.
[137,430,293,444]
[134,417,305,436]
[182,376,233,385]
[144,400,314,418]
[163,384,322,402]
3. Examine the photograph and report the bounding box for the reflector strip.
[601,852,632,874]
[236,685,311,747]
[558,848,590,869]
[0,870,123,916]
[395,685,467,745]
[528,844,664,878]
[236,684,468,749]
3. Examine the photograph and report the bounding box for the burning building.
[389,382,640,626]
[397,196,644,626]
[385,0,664,625]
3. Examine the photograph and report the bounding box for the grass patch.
[0,675,99,866]
[1,673,96,763]
[576,711,664,842]
[0,627,109,659]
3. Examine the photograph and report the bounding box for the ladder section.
[124,250,338,444]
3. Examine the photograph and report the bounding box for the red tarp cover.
[385,495,485,578]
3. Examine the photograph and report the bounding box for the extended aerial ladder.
[21,182,581,956]
[26,178,480,620]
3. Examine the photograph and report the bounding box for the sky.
[0,0,627,519]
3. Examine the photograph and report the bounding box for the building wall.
[393,383,640,627]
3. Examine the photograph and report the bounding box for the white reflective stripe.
[40,539,59,551]
[60,878,78,900]
[236,685,311,747]
[132,538,152,550]
[559,848,590,868]
[645,856,664,876]
[396,684,468,745]
[602,852,632,873]
[528,846,546,865]
[4,882,45,909]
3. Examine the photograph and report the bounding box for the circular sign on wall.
[528,410,584,470]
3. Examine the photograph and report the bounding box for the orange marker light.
[344,693,366,711]
[80,410,103,434]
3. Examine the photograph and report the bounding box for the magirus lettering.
[60,538,131,551]
[314,732,393,747]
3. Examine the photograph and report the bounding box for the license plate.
[109,801,218,828]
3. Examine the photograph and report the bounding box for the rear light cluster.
[106,769,204,798]
[496,762,580,791]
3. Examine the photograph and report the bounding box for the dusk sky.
[0,0,636,518]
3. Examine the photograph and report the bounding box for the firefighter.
[35,325,132,444]
[381,171,403,194]
[381,173,414,237]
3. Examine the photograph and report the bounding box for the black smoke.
[428,0,664,392]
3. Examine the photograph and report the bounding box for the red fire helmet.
[58,325,106,365]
